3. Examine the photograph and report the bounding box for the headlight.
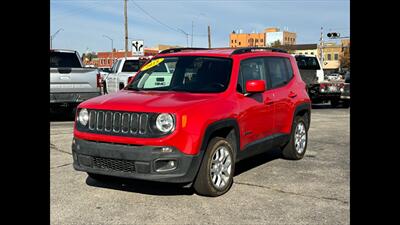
[156,113,174,133]
[78,108,89,126]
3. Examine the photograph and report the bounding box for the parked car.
[50,49,102,115]
[72,47,311,197]
[103,57,149,94]
[340,71,350,107]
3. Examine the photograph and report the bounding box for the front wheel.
[193,137,235,197]
[282,116,308,160]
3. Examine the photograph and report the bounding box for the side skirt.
[236,133,290,162]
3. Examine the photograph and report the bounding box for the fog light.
[321,89,325,92]
[155,159,178,172]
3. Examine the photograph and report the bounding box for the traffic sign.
[132,40,144,56]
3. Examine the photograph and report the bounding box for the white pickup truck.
[295,54,346,107]
[104,57,150,94]
[50,49,102,114]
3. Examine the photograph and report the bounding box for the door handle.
[288,92,297,98]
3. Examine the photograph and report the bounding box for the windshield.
[50,52,82,68]
[126,56,233,93]
[295,56,321,70]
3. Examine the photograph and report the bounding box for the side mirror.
[245,80,266,94]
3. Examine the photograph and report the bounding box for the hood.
[79,90,220,113]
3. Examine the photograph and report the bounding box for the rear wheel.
[330,99,339,108]
[282,116,308,160]
[342,100,350,108]
[193,137,235,197]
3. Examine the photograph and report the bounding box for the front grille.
[92,156,136,173]
[78,109,163,137]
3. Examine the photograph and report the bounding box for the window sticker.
[140,58,165,71]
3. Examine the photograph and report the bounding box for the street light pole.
[50,28,63,49]
[102,35,114,66]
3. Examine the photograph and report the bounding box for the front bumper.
[72,138,204,183]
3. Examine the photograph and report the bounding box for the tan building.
[229,27,296,47]
[321,42,342,70]
[284,44,318,56]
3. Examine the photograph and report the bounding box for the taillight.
[96,73,102,88]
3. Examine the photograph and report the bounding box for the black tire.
[330,99,339,108]
[193,137,235,197]
[342,100,350,108]
[282,116,308,160]
[102,81,108,94]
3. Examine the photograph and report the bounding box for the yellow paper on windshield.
[141,58,165,71]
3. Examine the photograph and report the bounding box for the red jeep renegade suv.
[72,47,311,197]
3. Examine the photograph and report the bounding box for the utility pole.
[124,0,128,58]
[319,26,324,68]
[208,25,211,48]
[178,29,189,47]
[191,21,194,47]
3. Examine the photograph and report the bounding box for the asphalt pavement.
[50,104,350,225]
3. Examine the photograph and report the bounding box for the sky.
[50,0,350,55]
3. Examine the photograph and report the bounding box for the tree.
[340,45,350,69]
[270,40,281,47]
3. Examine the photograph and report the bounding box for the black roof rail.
[159,47,210,54]
[230,47,288,55]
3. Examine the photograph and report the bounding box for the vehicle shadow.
[234,148,282,176]
[85,148,283,196]
[311,103,332,109]
[85,176,195,196]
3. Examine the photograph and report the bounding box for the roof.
[157,47,289,57]
[50,49,77,53]
[158,48,235,57]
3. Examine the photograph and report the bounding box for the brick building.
[95,48,159,68]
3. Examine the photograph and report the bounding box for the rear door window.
[264,57,292,89]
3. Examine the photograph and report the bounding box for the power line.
[129,0,181,33]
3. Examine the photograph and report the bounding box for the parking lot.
[50,105,349,225]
